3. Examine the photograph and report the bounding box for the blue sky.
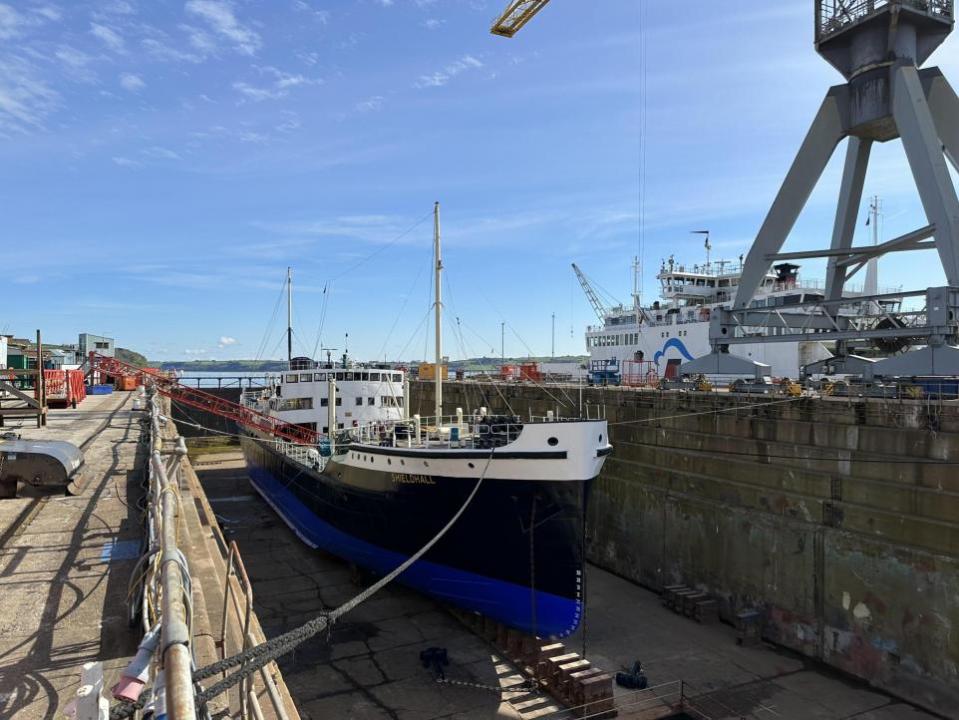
[2,1,958,362]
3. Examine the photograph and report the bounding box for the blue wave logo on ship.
[653,338,694,367]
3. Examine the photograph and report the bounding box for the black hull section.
[240,432,589,637]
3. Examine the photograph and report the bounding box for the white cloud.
[91,23,125,52]
[119,72,144,91]
[55,46,97,82]
[415,54,483,88]
[422,18,442,30]
[217,336,237,347]
[142,145,181,160]
[184,348,208,355]
[180,23,217,53]
[142,38,203,63]
[0,56,59,135]
[232,81,283,102]
[293,1,330,23]
[185,0,261,55]
[0,4,23,39]
[103,1,135,14]
[355,95,384,113]
[376,0,394,6]
[32,6,62,22]
[233,66,318,102]
[112,156,140,167]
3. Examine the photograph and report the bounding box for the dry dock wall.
[410,381,959,716]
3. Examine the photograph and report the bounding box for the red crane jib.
[90,353,319,446]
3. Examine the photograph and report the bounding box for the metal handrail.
[817,0,954,42]
[220,541,292,720]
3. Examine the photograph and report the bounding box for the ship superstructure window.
[355,397,363,406]
[392,373,401,382]
[368,397,375,406]
[279,397,313,411]
[381,396,404,407]
[300,373,312,382]
[370,372,380,381]
[315,373,327,381]
[321,398,327,407]
[285,374,298,383]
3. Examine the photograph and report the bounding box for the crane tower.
[685,1,959,379]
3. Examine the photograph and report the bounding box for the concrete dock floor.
[0,392,145,719]
[193,448,942,720]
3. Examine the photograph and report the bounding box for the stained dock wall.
[409,381,959,716]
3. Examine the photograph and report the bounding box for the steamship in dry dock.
[239,204,612,637]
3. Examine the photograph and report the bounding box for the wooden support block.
[545,652,580,691]
[576,674,615,719]
[694,599,719,624]
[661,584,686,607]
[535,643,566,679]
[682,592,710,617]
[520,635,539,665]
[672,589,699,613]
[556,659,591,702]
[505,628,524,659]
[496,623,509,650]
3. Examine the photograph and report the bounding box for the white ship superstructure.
[585,257,896,380]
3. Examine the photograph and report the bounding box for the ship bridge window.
[370,372,380,381]
[334,372,344,381]
[392,373,401,382]
[285,374,298,383]
[315,373,327,381]
[346,372,355,381]
[719,279,730,287]
[300,373,312,382]
[279,397,313,411]
[360,372,369,381]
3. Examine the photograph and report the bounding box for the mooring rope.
[110,446,496,718]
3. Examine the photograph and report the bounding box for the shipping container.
[115,376,138,391]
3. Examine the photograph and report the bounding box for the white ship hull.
[587,318,831,379]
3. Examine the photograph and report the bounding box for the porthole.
[370,456,374,463]
[468,462,475,469]
[400,460,405,466]
[387,459,392,465]
[547,437,559,447]
[598,434,603,442]
[424,461,429,468]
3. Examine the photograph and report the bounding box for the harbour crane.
[490,0,551,38]
[571,263,608,323]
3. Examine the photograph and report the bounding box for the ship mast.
[286,266,293,364]
[433,202,443,423]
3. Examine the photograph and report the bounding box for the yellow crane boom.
[491,0,551,38]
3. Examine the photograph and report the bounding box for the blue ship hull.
[241,432,587,638]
